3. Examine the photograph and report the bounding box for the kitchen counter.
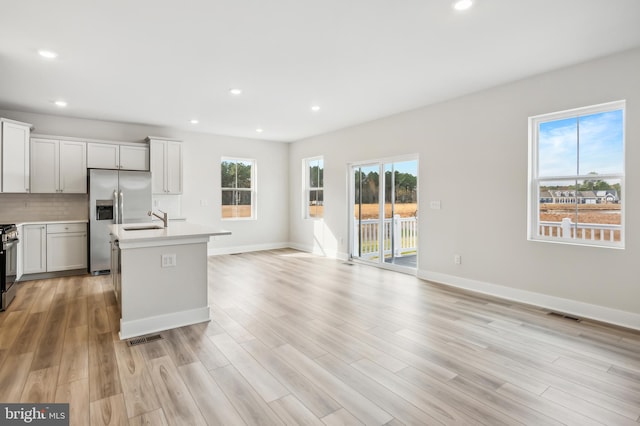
[110,221,230,339]
[110,222,230,247]
[17,219,88,225]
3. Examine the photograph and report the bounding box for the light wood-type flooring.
[1,248,639,425]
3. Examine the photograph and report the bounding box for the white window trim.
[221,156,257,221]
[303,156,324,220]
[527,100,625,248]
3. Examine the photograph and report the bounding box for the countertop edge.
[16,220,89,226]
[110,222,231,245]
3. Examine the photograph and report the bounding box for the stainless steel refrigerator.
[89,169,152,274]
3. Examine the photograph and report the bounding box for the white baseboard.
[208,242,290,256]
[288,242,349,261]
[119,306,210,339]
[418,269,640,331]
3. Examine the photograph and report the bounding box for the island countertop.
[110,221,231,248]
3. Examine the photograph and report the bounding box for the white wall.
[288,47,640,328]
[0,110,290,253]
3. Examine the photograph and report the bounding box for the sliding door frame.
[348,154,419,274]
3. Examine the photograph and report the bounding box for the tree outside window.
[305,157,323,218]
[221,158,255,219]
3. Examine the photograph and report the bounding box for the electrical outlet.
[454,254,462,265]
[200,199,208,207]
[430,200,441,210]
[161,254,177,268]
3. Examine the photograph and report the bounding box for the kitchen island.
[110,222,231,339]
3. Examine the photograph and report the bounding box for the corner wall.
[288,47,640,329]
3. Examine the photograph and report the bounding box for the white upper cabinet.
[60,141,87,193]
[87,142,149,171]
[31,138,87,193]
[148,137,182,194]
[1,119,31,193]
[119,144,149,171]
[86,143,118,169]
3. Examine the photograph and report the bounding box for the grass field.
[354,203,418,220]
[227,201,619,226]
[306,203,419,219]
[222,205,252,218]
[540,203,621,225]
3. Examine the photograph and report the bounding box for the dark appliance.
[1,224,19,311]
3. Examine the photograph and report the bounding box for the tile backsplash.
[0,193,88,223]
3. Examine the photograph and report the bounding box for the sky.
[387,160,418,176]
[538,109,623,178]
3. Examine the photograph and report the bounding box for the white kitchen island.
[110,222,230,339]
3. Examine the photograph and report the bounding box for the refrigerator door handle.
[113,190,119,224]
[119,191,124,224]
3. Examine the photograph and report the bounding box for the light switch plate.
[430,200,441,210]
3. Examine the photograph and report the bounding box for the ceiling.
[1,1,640,142]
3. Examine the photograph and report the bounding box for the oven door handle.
[2,239,18,250]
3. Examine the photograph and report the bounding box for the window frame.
[528,100,625,248]
[221,157,257,221]
[303,156,324,219]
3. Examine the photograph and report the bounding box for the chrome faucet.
[148,210,168,228]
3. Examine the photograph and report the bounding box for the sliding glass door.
[351,158,418,270]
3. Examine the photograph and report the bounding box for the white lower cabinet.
[21,222,87,275]
[47,224,87,271]
[22,224,47,274]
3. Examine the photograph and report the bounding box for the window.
[304,157,324,218]
[221,158,256,220]
[528,101,624,248]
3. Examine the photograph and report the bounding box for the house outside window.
[528,100,625,248]
[304,157,324,219]
[221,158,256,220]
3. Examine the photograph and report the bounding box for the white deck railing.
[354,215,417,259]
[539,218,621,242]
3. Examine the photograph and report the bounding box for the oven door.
[1,237,18,310]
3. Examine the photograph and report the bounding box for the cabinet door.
[30,138,59,193]
[59,140,87,193]
[87,143,119,169]
[119,145,149,171]
[166,141,183,194]
[1,121,30,193]
[150,139,167,193]
[47,231,87,272]
[22,224,47,274]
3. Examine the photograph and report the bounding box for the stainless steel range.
[1,224,19,310]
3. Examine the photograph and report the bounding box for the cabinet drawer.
[47,223,87,234]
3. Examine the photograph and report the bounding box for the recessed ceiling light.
[190,119,199,124]
[38,49,58,59]
[256,128,264,133]
[54,100,67,107]
[311,105,321,112]
[453,0,473,11]
[229,89,242,96]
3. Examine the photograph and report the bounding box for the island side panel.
[119,241,209,339]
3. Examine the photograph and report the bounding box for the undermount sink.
[123,225,164,231]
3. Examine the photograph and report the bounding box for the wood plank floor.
[1,248,639,425]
